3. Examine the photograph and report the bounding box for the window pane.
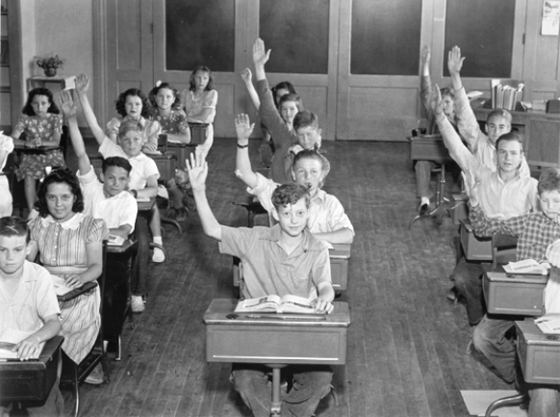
[165,0,235,72]
[260,0,329,74]
[444,0,515,78]
[351,0,422,75]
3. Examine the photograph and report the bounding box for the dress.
[149,108,189,140]
[106,116,161,154]
[0,132,14,216]
[15,114,65,181]
[29,213,109,364]
[183,89,217,156]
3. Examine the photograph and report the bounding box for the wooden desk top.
[106,238,137,254]
[14,145,61,154]
[408,135,452,164]
[137,197,156,211]
[0,335,63,369]
[204,299,350,365]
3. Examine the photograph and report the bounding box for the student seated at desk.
[415,45,458,215]
[432,87,538,324]
[466,168,560,417]
[235,114,353,245]
[187,151,334,417]
[447,46,530,177]
[0,217,64,417]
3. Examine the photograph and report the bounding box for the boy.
[187,151,334,417]
[0,216,63,416]
[467,169,560,416]
[432,87,538,324]
[416,45,457,215]
[447,46,530,177]
[235,113,353,244]
[74,75,160,313]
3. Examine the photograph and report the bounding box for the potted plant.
[35,54,65,77]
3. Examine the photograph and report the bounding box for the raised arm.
[252,38,271,82]
[240,68,261,110]
[235,114,259,189]
[419,45,433,112]
[59,91,91,175]
[186,151,222,241]
[75,73,107,146]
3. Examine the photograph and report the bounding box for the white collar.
[41,212,84,230]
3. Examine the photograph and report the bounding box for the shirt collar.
[41,212,84,230]
[311,189,327,203]
[261,224,325,253]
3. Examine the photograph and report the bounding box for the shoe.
[175,207,188,222]
[152,247,166,263]
[131,295,145,313]
[419,203,430,216]
[85,364,104,385]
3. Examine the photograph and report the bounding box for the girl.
[240,68,297,167]
[106,88,161,154]
[11,88,66,219]
[149,81,191,220]
[180,66,218,158]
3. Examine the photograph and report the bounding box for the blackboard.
[165,0,235,72]
[260,0,329,74]
[350,0,422,75]
[444,0,515,78]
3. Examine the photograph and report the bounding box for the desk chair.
[60,241,110,417]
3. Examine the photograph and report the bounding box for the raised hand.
[421,45,431,67]
[186,149,208,193]
[252,38,271,67]
[58,90,78,117]
[75,73,90,95]
[235,113,254,142]
[447,46,465,76]
[240,68,252,84]
[430,84,444,116]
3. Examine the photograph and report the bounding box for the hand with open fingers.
[75,73,90,95]
[58,90,78,117]
[430,84,444,116]
[252,38,271,67]
[240,68,252,84]
[462,169,480,207]
[235,114,254,143]
[16,336,41,361]
[186,151,208,192]
[65,274,84,289]
[447,46,465,76]
[313,298,334,314]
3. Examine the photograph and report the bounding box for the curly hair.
[22,88,60,116]
[114,88,151,118]
[36,168,84,217]
[189,66,214,91]
[271,183,311,210]
[149,82,182,110]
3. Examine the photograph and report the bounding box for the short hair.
[278,93,304,112]
[149,82,181,110]
[102,156,132,174]
[22,88,60,116]
[114,88,151,118]
[293,110,319,132]
[538,168,560,196]
[272,81,297,105]
[0,216,30,243]
[487,108,512,125]
[271,183,311,210]
[189,66,215,91]
[496,131,524,153]
[117,119,146,141]
[292,149,331,184]
[440,87,454,99]
[36,168,84,217]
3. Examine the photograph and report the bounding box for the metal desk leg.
[409,164,448,228]
[268,364,286,417]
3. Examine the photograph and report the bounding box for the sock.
[153,236,163,245]
[152,236,165,262]
[420,197,430,206]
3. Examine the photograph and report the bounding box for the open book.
[0,328,44,359]
[535,314,560,335]
[234,295,317,314]
[503,259,550,275]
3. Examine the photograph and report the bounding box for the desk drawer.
[517,320,560,384]
[460,226,492,261]
[483,272,546,316]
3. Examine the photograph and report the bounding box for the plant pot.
[43,68,57,77]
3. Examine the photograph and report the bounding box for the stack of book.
[491,79,524,110]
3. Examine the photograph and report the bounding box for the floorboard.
[66,139,511,417]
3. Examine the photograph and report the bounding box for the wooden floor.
[72,139,510,417]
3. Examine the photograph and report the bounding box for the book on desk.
[235,295,318,314]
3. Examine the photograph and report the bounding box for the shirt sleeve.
[325,195,354,235]
[106,117,121,136]
[437,114,482,175]
[469,205,527,238]
[0,134,14,153]
[202,90,218,110]
[311,246,332,288]
[257,79,292,150]
[175,110,189,134]
[247,173,277,213]
[119,194,139,232]
[85,217,110,245]
[99,136,124,158]
[420,75,432,113]
[14,115,27,133]
[218,225,255,258]
[454,87,483,152]
[143,156,160,181]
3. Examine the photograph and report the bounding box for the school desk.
[137,196,156,211]
[483,271,547,316]
[0,335,63,402]
[232,243,352,293]
[516,319,560,384]
[203,298,350,416]
[408,134,452,227]
[165,122,209,169]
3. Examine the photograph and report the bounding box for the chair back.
[188,122,209,145]
[149,154,176,183]
[157,133,168,154]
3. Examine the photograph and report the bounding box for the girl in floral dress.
[11,88,66,219]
